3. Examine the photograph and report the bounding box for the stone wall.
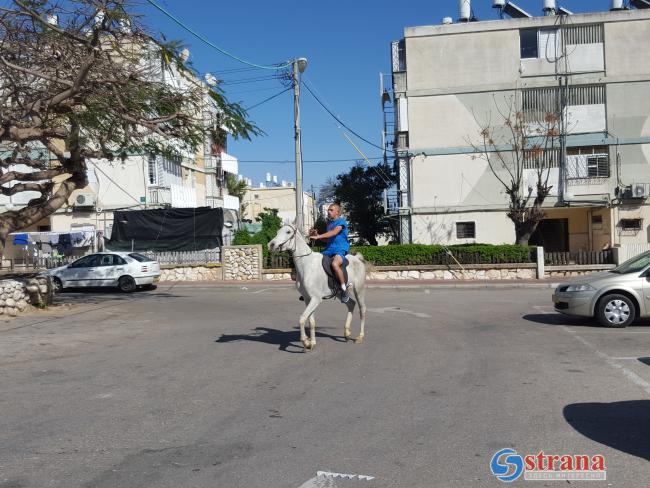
[544,265,615,279]
[368,266,536,280]
[0,276,54,316]
[262,264,538,281]
[222,245,263,281]
[160,265,222,282]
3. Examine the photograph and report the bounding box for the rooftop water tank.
[543,0,556,15]
[442,16,453,24]
[458,0,471,21]
[610,0,625,9]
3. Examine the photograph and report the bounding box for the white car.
[45,252,161,292]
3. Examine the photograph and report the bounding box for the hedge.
[263,243,533,268]
[350,244,533,266]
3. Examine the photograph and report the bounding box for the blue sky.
[140,0,614,192]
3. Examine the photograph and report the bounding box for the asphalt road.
[0,284,649,487]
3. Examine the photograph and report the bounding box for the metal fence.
[139,249,221,266]
[0,249,222,271]
[545,250,614,266]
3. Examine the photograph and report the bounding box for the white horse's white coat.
[268,224,367,351]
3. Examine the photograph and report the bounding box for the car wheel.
[52,277,63,293]
[118,275,137,293]
[596,294,636,328]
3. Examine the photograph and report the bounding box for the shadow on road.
[638,357,650,366]
[53,287,183,306]
[522,313,599,328]
[215,327,346,353]
[563,400,650,461]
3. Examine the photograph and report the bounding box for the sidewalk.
[160,279,560,290]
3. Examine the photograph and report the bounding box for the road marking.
[368,307,431,319]
[562,326,650,396]
[250,288,272,294]
[298,471,375,487]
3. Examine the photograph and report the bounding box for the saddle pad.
[321,254,349,292]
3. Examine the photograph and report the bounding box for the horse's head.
[268,224,298,253]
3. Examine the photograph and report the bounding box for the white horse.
[268,224,367,351]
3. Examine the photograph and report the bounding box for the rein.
[279,225,313,259]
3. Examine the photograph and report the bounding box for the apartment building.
[242,184,316,231]
[0,49,242,258]
[389,2,650,252]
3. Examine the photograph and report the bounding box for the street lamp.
[292,57,308,232]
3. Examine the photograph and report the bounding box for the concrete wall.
[411,210,515,246]
[399,9,650,248]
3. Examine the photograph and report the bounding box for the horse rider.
[309,202,351,303]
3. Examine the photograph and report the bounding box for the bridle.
[275,225,313,259]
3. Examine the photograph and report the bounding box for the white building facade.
[390,6,650,253]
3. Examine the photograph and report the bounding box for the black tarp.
[107,207,224,251]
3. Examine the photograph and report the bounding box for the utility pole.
[293,58,308,232]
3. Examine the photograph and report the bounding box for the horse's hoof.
[302,339,313,350]
[344,331,352,341]
[355,335,364,344]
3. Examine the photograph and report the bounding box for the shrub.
[349,244,532,266]
[232,229,250,245]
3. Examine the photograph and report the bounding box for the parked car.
[44,252,161,293]
[553,251,650,327]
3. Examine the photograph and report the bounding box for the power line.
[238,157,383,163]
[302,79,394,154]
[146,0,290,71]
[245,87,292,111]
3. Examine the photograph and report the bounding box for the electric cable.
[245,87,292,112]
[145,0,290,71]
[302,80,395,154]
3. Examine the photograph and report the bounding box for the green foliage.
[255,208,282,242]
[349,244,533,266]
[232,229,250,245]
[314,214,327,234]
[333,163,395,245]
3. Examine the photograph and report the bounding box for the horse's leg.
[309,313,316,349]
[344,298,356,341]
[300,297,320,351]
[354,286,367,344]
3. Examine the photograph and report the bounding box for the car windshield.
[128,253,154,262]
[611,251,650,274]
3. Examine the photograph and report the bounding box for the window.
[522,84,605,122]
[148,154,158,185]
[456,222,476,239]
[520,29,539,58]
[620,219,643,231]
[566,146,609,178]
[564,24,603,45]
[129,253,154,262]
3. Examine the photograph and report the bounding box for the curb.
[159,280,560,290]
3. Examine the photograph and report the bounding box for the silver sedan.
[553,251,650,327]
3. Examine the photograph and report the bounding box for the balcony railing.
[147,186,171,206]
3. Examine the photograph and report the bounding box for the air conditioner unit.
[74,193,96,207]
[633,183,648,199]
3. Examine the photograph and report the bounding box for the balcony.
[147,186,171,207]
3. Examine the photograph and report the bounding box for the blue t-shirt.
[325,218,349,253]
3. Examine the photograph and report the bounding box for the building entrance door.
[530,219,569,252]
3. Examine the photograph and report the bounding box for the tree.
[333,163,395,246]
[470,95,560,245]
[226,173,248,218]
[0,0,260,254]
